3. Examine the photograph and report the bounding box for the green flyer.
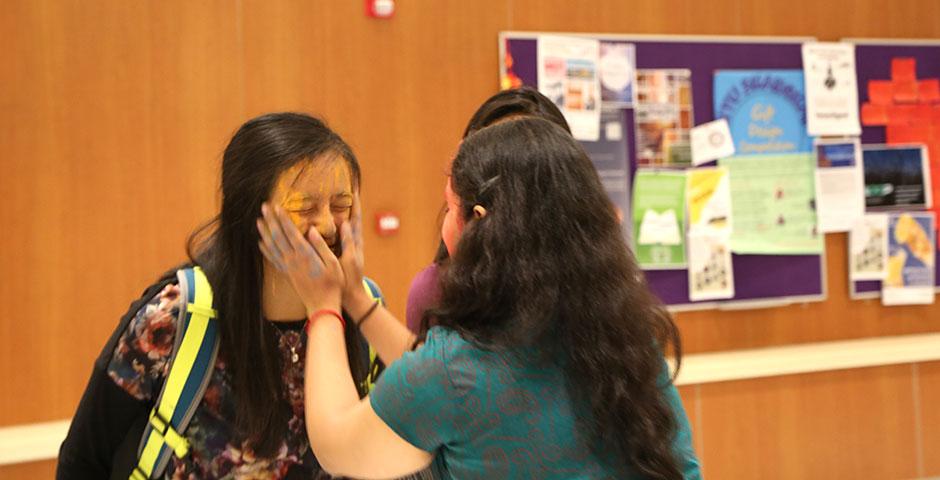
[632,170,687,269]
[719,153,823,254]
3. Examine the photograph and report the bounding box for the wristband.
[355,300,381,328]
[306,309,345,335]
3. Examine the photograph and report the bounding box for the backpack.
[130,266,384,480]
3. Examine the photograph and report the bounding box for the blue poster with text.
[713,70,812,155]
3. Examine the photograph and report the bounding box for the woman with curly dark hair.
[406,86,571,333]
[258,116,701,478]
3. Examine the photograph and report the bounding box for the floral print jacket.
[107,282,332,479]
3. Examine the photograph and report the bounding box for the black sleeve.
[56,266,183,480]
[56,365,151,479]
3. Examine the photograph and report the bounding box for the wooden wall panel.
[0,0,242,425]
[920,361,940,476]
[739,0,940,39]
[240,0,329,114]
[2,1,939,477]
[676,385,704,464]
[310,1,515,310]
[697,365,919,479]
[510,0,747,36]
[0,460,57,479]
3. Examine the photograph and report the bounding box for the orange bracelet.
[306,309,346,335]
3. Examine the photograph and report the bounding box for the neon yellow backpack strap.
[131,266,220,480]
[361,277,384,392]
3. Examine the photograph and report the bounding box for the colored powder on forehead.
[292,159,352,197]
[330,161,351,195]
[275,159,352,201]
[272,158,353,229]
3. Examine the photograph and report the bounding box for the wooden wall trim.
[0,420,70,466]
[672,333,940,385]
[499,30,817,43]
[5,333,940,466]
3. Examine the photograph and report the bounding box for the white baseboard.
[671,333,940,386]
[0,419,70,466]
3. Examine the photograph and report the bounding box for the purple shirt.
[405,263,442,333]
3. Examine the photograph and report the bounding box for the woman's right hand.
[257,203,344,316]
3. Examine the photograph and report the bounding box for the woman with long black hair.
[259,116,701,479]
[58,112,380,479]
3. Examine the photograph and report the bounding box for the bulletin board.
[845,38,940,300]
[499,32,826,311]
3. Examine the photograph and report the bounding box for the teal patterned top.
[371,327,702,479]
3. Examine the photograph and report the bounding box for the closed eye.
[288,206,319,216]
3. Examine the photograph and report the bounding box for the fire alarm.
[365,0,395,18]
[375,212,401,236]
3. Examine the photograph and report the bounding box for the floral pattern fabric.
[107,283,325,479]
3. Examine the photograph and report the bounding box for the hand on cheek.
[257,202,344,315]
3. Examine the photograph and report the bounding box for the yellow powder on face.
[272,163,312,232]
[270,157,353,238]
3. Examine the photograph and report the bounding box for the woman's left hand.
[338,194,375,315]
[257,203,343,315]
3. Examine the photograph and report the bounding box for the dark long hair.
[187,112,369,456]
[432,86,571,263]
[462,86,570,137]
[431,117,683,478]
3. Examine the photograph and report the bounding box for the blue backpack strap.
[361,277,385,392]
[361,277,384,306]
[131,266,220,480]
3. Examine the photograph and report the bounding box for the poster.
[862,145,933,211]
[634,69,694,167]
[688,232,735,301]
[801,42,862,136]
[814,138,865,233]
[883,212,936,305]
[686,167,732,236]
[714,70,813,155]
[598,41,636,107]
[581,109,631,240]
[537,35,601,141]
[859,57,940,232]
[690,118,735,166]
[719,153,823,254]
[686,167,734,301]
[633,170,687,269]
[849,214,889,281]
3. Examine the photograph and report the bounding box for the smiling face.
[270,155,354,256]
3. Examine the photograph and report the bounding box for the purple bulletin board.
[847,39,940,299]
[499,32,826,311]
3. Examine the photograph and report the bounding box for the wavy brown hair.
[430,86,571,264]
[428,117,683,478]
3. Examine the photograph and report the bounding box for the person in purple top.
[405,86,572,333]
